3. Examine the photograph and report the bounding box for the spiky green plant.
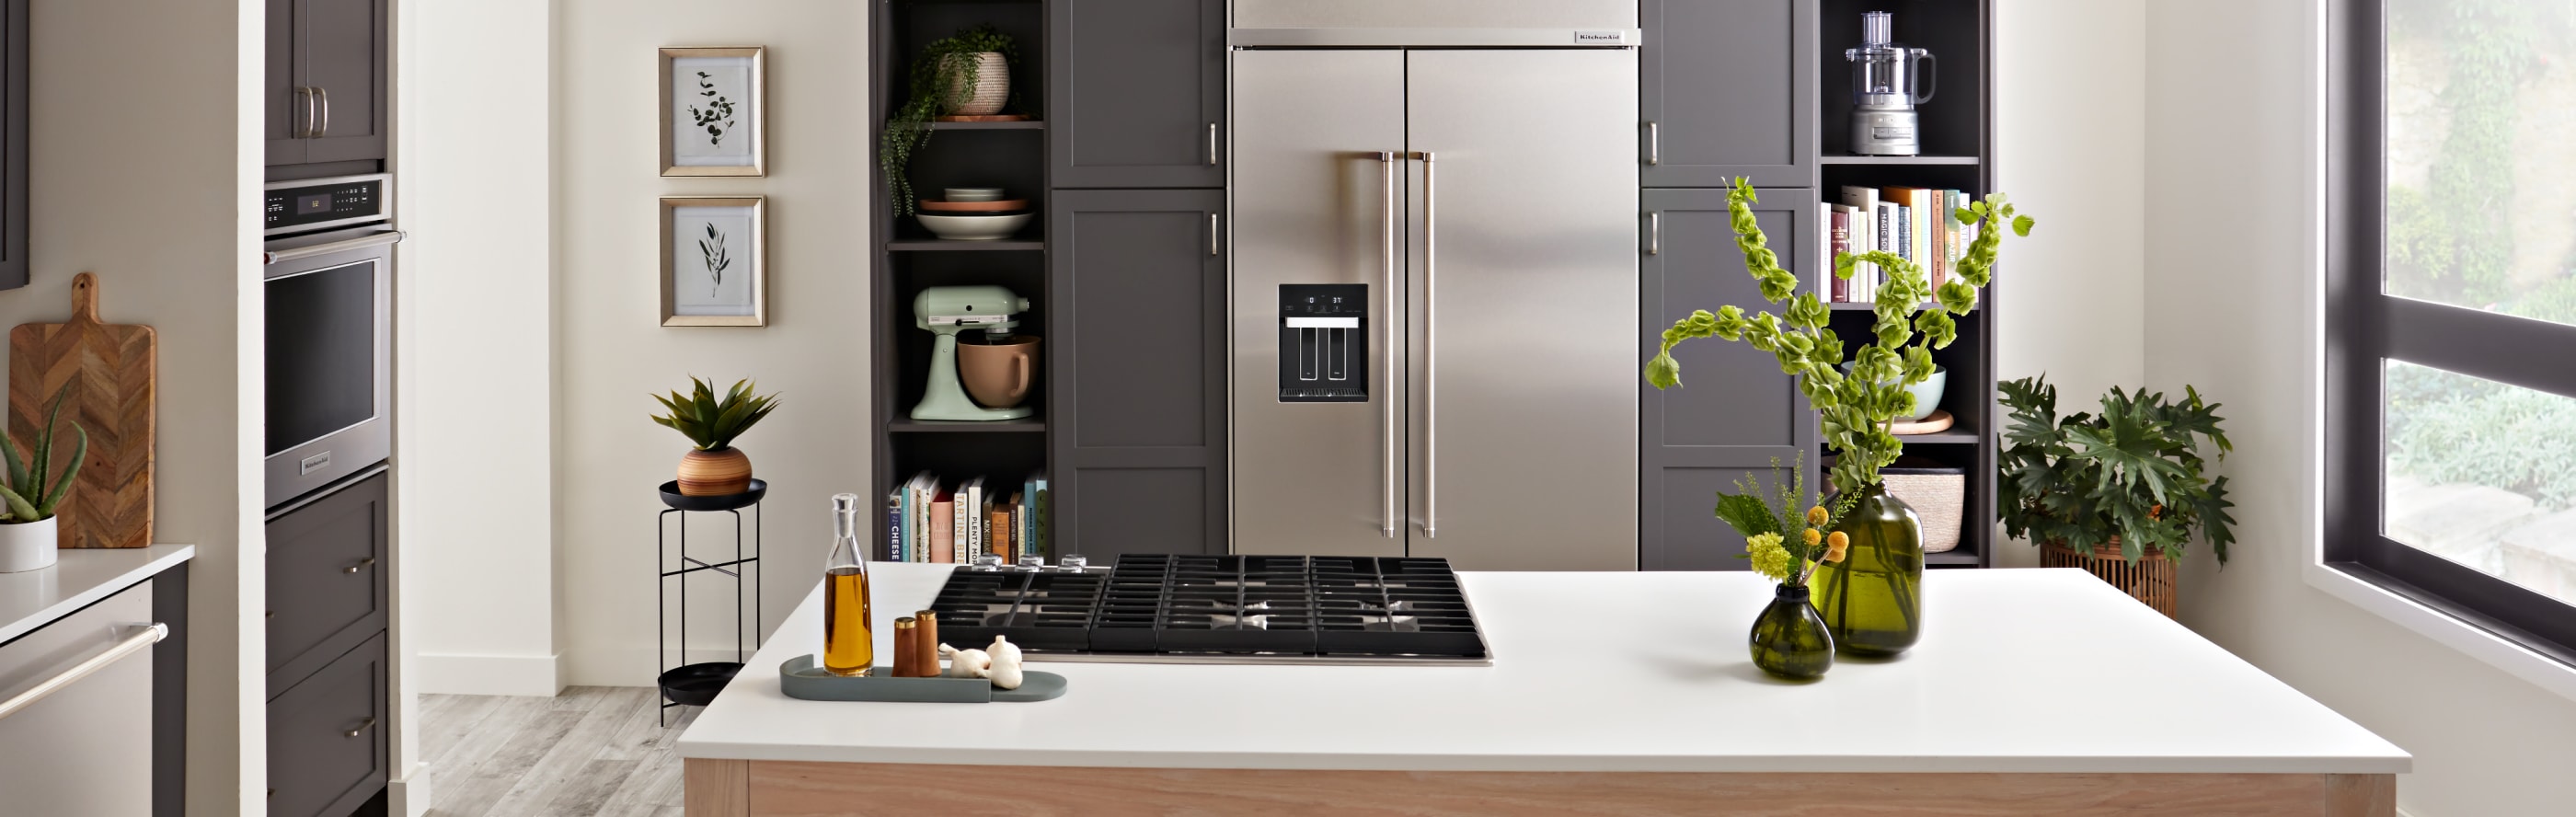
[649,377,779,452]
[0,383,87,523]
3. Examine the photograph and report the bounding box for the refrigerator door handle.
[1378,150,1399,538]
[1414,150,1437,539]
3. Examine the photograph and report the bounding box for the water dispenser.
[1278,284,1366,402]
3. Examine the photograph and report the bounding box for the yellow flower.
[1802,528,1823,547]
[1806,506,1829,526]
[1827,531,1849,549]
[1745,533,1793,581]
[1826,540,1849,563]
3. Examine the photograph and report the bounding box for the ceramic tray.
[777,654,1067,703]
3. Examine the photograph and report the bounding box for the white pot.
[0,516,57,573]
[942,52,1010,116]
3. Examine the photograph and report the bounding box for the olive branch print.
[689,71,739,147]
[696,222,732,297]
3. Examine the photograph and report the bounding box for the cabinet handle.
[1207,122,1219,167]
[316,86,331,137]
[1208,213,1220,256]
[345,717,376,738]
[1377,151,1399,539]
[1648,212,1661,256]
[1646,121,1660,166]
[1416,150,1437,540]
[293,87,314,138]
[345,557,376,574]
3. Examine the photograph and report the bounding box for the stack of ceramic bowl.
[916,188,1033,241]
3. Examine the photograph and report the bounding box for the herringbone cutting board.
[8,272,155,548]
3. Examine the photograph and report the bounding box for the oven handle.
[263,229,406,266]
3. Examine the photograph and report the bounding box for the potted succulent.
[1644,178,2031,656]
[650,377,780,497]
[1998,375,2237,617]
[880,24,1022,216]
[0,385,86,572]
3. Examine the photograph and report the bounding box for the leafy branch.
[688,71,740,147]
[697,223,731,297]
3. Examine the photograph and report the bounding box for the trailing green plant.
[0,383,86,524]
[1644,178,2032,494]
[1996,375,2237,565]
[879,24,1021,216]
[1711,455,1860,584]
[649,377,780,452]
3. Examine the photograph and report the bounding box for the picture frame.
[661,197,767,327]
[661,47,765,177]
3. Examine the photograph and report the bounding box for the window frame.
[2326,0,2576,668]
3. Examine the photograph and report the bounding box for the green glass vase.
[1748,583,1834,680]
[1809,484,1924,656]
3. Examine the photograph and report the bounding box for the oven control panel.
[263,175,390,236]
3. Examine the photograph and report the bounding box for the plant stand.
[658,479,765,727]
[2041,540,2176,619]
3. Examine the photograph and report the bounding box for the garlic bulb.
[986,636,1024,690]
[937,642,992,679]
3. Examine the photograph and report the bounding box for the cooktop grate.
[924,554,1489,662]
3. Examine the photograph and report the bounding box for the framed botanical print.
[661,197,767,327]
[661,47,765,177]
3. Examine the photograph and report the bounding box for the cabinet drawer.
[265,471,386,681]
[267,632,386,817]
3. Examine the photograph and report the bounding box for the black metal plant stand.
[657,478,766,727]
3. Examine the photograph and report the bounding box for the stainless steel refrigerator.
[1229,1,1641,570]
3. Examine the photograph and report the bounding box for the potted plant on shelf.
[0,385,86,573]
[880,24,1021,216]
[1716,456,1856,680]
[1644,178,2032,657]
[650,376,780,497]
[1997,375,2237,618]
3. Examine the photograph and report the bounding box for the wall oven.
[263,174,401,508]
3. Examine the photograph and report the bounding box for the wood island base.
[685,758,2396,817]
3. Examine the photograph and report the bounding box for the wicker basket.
[2041,538,2177,619]
[1880,466,1964,553]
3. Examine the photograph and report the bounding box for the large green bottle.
[1809,485,1923,656]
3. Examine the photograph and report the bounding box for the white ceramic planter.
[0,516,57,572]
[943,52,1010,116]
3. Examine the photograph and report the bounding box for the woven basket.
[943,52,1011,116]
[1880,466,1964,553]
[2041,538,2177,619]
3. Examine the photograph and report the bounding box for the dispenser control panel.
[1278,284,1367,403]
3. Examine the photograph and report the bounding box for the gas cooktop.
[924,554,1492,665]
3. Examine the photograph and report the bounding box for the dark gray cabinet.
[1640,0,1815,188]
[267,0,389,172]
[1048,0,1225,189]
[264,470,387,685]
[1049,190,1226,558]
[266,633,387,817]
[1639,188,1817,570]
[0,0,25,292]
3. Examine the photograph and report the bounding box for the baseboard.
[416,651,566,696]
[389,762,431,817]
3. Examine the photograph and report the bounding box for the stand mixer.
[911,285,1035,421]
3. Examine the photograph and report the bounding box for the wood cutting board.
[8,272,155,548]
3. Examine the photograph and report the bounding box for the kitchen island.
[679,563,2407,816]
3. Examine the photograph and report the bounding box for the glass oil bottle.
[823,492,875,676]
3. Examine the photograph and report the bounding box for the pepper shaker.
[891,617,921,678]
[912,610,941,676]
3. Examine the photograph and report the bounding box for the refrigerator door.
[1404,49,1640,570]
[1230,49,1411,557]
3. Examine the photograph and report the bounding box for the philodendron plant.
[1645,178,2032,494]
[0,384,86,524]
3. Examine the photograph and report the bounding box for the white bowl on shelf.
[916,213,1033,241]
[943,188,1007,202]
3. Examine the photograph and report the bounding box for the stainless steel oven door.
[264,229,398,508]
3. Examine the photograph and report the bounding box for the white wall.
[554,0,871,685]
[25,0,264,812]
[2145,2,2576,814]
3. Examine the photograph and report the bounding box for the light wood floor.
[420,686,698,817]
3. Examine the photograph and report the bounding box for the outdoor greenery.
[879,24,1021,216]
[1997,376,2237,565]
[1644,178,2031,494]
[650,377,781,452]
[0,384,86,524]
[2387,363,2576,510]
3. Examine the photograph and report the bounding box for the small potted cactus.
[650,376,779,497]
[0,384,86,572]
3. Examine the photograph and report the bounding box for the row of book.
[1821,186,1982,304]
[886,472,1050,564]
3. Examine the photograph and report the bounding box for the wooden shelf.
[1892,431,1979,445]
[890,419,1047,433]
[927,121,1044,131]
[1821,155,1983,166]
[888,239,1045,252]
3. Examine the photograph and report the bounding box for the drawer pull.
[345,717,376,738]
[344,557,376,574]
[0,623,166,723]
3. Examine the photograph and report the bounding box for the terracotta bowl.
[958,335,1041,408]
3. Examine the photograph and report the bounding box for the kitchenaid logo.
[1573,30,1627,43]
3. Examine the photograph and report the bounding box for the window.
[2329,0,2576,664]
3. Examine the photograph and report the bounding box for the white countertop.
[679,563,2409,775]
[0,545,193,644]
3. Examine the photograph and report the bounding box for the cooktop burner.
[924,555,1491,664]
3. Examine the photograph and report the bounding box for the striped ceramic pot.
[676,447,753,497]
[943,52,1009,116]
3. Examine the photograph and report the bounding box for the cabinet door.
[1639,188,1818,570]
[0,0,23,291]
[293,0,388,165]
[1048,0,1225,188]
[264,0,305,167]
[1050,190,1227,559]
[1640,0,1814,188]
[264,470,387,685]
[266,633,387,817]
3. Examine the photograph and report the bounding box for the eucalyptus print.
[690,71,739,147]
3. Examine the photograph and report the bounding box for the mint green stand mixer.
[911,285,1035,421]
